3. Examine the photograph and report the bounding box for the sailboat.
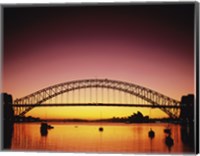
[148,108,155,139]
[164,123,174,151]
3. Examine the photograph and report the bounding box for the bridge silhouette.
[13,79,181,118]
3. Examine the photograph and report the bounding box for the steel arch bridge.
[13,79,181,118]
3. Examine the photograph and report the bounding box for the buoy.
[99,127,103,132]
[148,129,155,139]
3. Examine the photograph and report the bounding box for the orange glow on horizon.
[26,107,169,120]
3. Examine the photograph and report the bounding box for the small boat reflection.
[165,134,174,151]
[148,128,155,139]
[165,135,174,146]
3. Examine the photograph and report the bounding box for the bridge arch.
[14,79,180,118]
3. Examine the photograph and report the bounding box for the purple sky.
[3,4,195,102]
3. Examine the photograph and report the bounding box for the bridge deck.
[12,103,181,108]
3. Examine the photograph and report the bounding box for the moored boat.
[40,122,54,136]
[148,129,155,139]
[164,128,171,135]
[40,122,48,136]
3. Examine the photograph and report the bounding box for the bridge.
[13,79,181,118]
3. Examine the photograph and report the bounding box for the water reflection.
[165,134,174,152]
[4,122,14,149]
[181,123,194,149]
[10,122,195,153]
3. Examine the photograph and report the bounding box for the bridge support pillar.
[1,93,14,149]
[179,94,194,124]
[179,94,196,151]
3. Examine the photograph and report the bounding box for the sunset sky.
[2,4,195,119]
